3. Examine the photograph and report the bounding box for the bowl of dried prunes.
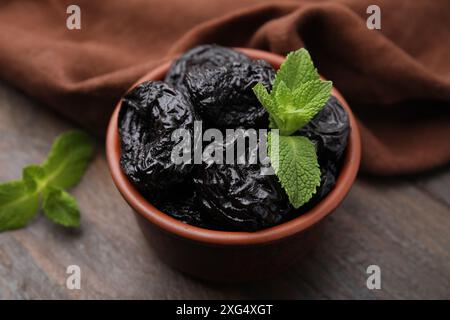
[106,45,361,281]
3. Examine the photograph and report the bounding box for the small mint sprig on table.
[0,131,94,231]
[253,48,332,208]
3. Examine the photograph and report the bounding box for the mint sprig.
[0,131,93,231]
[253,48,332,208]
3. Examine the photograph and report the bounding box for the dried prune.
[165,44,251,94]
[119,81,198,195]
[150,184,207,227]
[194,135,292,231]
[185,60,275,129]
[299,96,350,201]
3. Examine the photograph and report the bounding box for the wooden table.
[0,81,449,299]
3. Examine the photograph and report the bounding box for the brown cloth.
[0,0,449,175]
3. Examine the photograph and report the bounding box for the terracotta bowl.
[106,48,361,282]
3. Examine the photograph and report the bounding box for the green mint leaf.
[42,131,94,189]
[23,164,46,189]
[42,186,80,227]
[0,180,39,231]
[252,82,281,129]
[273,48,319,92]
[293,80,332,119]
[274,80,293,110]
[253,82,277,114]
[269,133,321,208]
[277,80,332,135]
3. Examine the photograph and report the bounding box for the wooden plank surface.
[0,81,449,299]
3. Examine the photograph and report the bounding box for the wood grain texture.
[0,81,449,299]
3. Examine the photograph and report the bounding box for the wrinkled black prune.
[299,96,350,201]
[165,45,251,94]
[194,135,292,231]
[119,81,198,195]
[151,184,207,227]
[185,60,275,129]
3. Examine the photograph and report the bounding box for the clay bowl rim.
[106,47,361,246]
